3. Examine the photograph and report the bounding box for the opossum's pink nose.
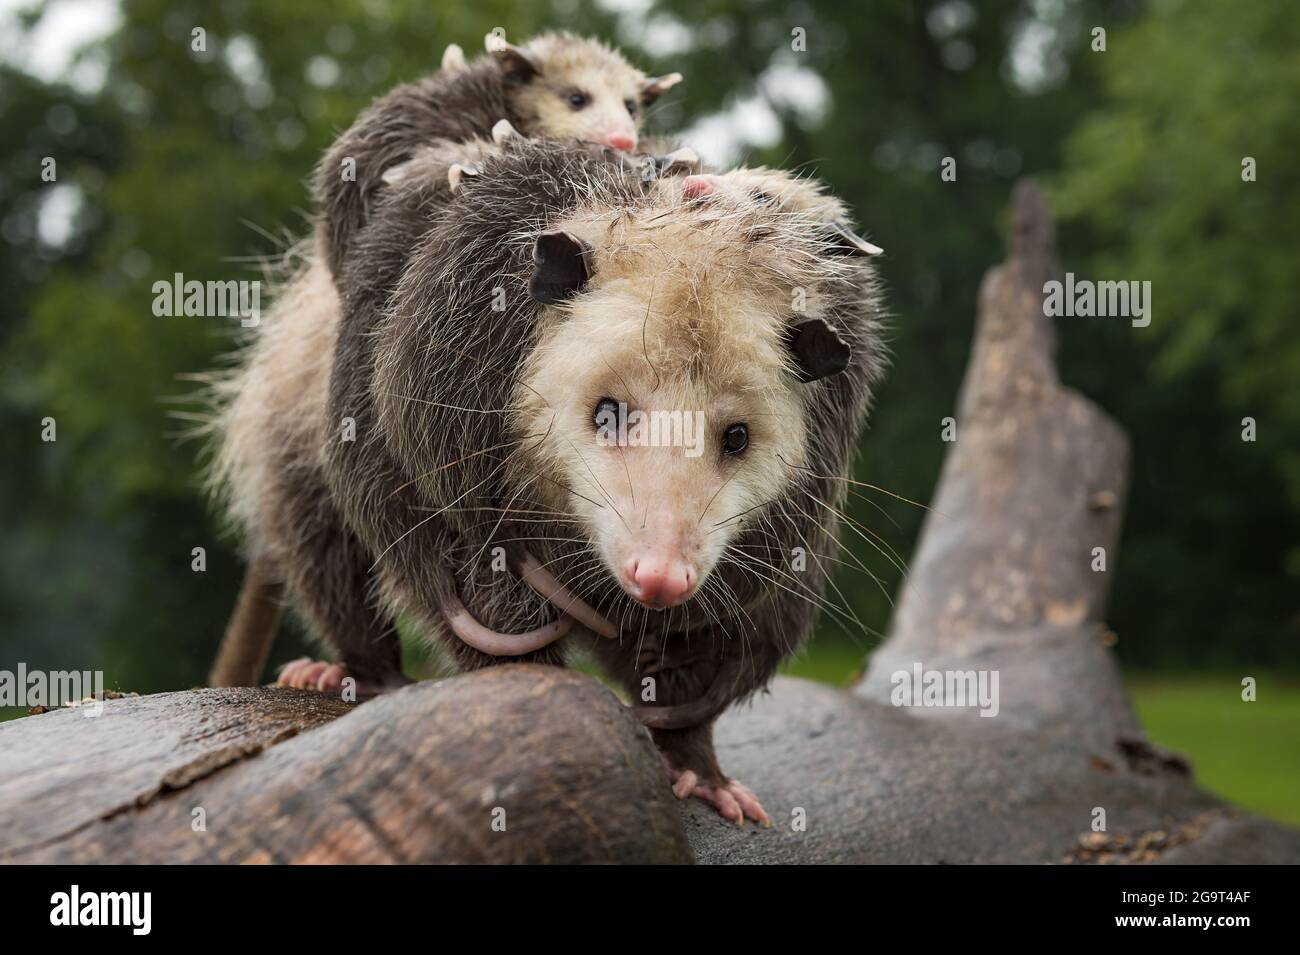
[604,132,637,151]
[623,553,696,609]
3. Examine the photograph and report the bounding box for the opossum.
[210,137,884,824]
[207,32,681,688]
[317,30,681,278]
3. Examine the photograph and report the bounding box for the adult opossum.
[211,138,883,823]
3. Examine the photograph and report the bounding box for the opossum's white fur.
[506,175,870,599]
[206,241,339,559]
[507,33,653,144]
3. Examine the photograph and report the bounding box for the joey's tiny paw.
[277,658,349,693]
[664,761,770,828]
[492,118,524,143]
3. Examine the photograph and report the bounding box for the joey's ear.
[784,318,852,383]
[486,33,540,81]
[821,221,883,256]
[641,72,683,105]
[529,231,592,305]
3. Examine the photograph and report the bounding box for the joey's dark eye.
[751,191,777,206]
[624,98,637,117]
[567,91,589,110]
[722,423,749,455]
[593,397,621,434]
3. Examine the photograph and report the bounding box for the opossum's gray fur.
[213,137,884,781]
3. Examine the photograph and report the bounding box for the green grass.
[1125,671,1300,826]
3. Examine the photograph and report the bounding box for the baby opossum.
[317,30,681,278]
[210,137,884,824]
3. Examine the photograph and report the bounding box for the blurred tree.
[1052,0,1300,664]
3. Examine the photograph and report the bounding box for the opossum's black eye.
[722,423,749,455]
[624,98,637,118]
[751,191,777,206]
[593,397,622,435]
[567,90,590,110]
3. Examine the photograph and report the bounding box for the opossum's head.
[488,32,680,153]
[513,192,869,611]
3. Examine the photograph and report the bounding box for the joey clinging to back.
[317,31,681,278]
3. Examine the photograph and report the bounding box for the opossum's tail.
[209,555,286,686]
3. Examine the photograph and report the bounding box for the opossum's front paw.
[276,658,410,697]
[665,761,771,828]
[277,657,349,692]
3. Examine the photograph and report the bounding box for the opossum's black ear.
[821,221,884,257]
[641,72,683,105]
[785,318,852,383]
[486,34,540,82]
[529,231,592,305]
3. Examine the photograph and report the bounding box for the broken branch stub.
[857,179,1137,751]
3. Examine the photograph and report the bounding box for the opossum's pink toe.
[315,664,348,692]
[275,657,312,688]
[671,769,698,800]
[726,781,771,827]
[667,765,770,827]
[276,658,340,692]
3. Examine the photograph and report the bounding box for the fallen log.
[0,666,691,864]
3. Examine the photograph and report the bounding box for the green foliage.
[1052,0,1300,664]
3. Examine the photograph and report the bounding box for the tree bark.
[0,667,691,864]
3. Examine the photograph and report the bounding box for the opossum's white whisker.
[388,439,521,497]
[546,418,629,530]
[781,497,895,616]
[616,444,636,509]
[696,467,741,527]
[769,506,876,645]
[783,460,941,517]
[719,553,869,637]
[640,278,662,392]
[803,493,907,583]
[372,454,520,568]
[380,392,510,415]
[710,496,779,530]
[466,474,540,568]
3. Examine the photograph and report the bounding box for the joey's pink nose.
[623,554,696,609]
[604,132,637,151]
